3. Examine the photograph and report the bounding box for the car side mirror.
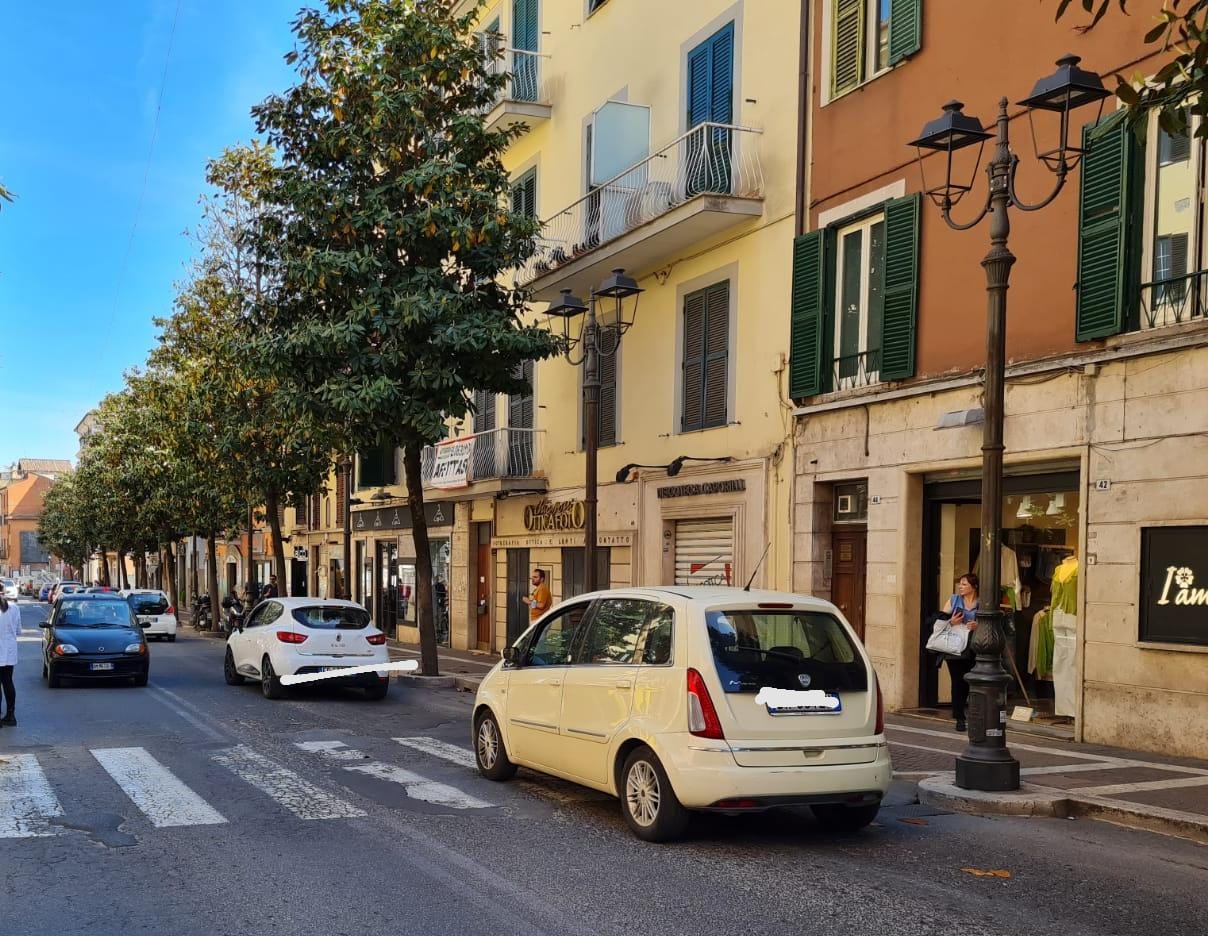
[38,621,50,629]
[138,620,150,628]
[502,645,520,667]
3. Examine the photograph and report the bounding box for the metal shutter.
[674,518,734,586]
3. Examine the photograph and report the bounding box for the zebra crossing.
[0,735,494,840]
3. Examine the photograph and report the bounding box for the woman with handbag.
[942,573,979,733]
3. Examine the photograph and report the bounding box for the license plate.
[90,662,115,671]
[139,616,156,625]
[320,666,350,673]
[767,698,842,715]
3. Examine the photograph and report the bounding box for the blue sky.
[0,0,302,465]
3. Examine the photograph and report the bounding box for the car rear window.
[705,609,868,694]
[129,594,169,615]
[290,606,371,630]
[57,600,135,628]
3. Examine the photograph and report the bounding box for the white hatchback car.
[121,590,178,641]
[473,587,890,841]
[223,597,391,700]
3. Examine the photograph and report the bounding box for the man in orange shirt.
[522,568,551,622]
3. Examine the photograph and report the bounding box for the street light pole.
[582,303,600,592]
[910,56,1110,792]
[341,456,353,600]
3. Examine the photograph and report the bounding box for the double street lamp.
[546,269,644,593]
[908,55,1111,792]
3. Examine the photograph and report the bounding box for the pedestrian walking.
[262,575,280,599]
[521,569,551,623]
[0,593,22,727]
[940,573,979,733]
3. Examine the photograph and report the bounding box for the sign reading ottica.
[1140,526,1208,646]
[524,500,586,532]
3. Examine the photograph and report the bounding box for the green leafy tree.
[250,0,559,674]
[1056,1,1208,136]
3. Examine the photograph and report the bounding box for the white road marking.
[299,740,491,809]
[279,660,417,686]
[0,754,64,838]
[212,745,366,820]
[1070,775,1208,796]
[393,736,476,769]
[91,747,226,828]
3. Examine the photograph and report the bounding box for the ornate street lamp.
[908,55,1110,793]
[546,269,643,591]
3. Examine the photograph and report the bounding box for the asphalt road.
[2,601,1205,936]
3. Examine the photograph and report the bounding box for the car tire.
[811,802,880,834]
[133,672,149,688]
[620,746,690,842]
[261,655,286,700]
[47,666,61,689]
[167,634,177,643]
[224,648,245,686]
[364,680,389,701]
[474,710,517,782]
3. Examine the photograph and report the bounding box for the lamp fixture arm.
[1007,154,1070,213]
[940,189,992,232]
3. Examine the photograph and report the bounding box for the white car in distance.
[472,587,890,842]
[223,597,391,701]
[121,589,178,641]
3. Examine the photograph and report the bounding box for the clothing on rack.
[1050,556,1078,717]
[974,544,1023,612]
[1028,606,1054,679]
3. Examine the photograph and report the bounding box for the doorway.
[505,548,530,645]
[475,524,492,649]
[831,528,867,641]
[225,562,237,599]
[375,540,399,638]
[291,557,308,597]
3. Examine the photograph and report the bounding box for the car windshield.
[56,600,135,628]
[290,606,371,630]
[129,594,169,615]
[705,609,868,694]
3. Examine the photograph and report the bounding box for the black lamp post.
[909,55,1110,792]
[546,269,643,592]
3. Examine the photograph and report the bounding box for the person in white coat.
[0,594,21,727]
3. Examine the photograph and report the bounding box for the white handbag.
[926,616,971,658]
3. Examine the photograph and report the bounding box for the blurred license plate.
[139,616,156,625]
[320,666,349,673]
[767,695,842,715]
[90,662,115,671]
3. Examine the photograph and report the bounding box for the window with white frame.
[1141,111,1204,328]
[833,213,885,388]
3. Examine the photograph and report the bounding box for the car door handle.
[549,679,562,687]
[614,680,632,689]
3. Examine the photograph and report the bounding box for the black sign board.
[1139,526,1208,646]
[352,501,454,533]
[19,531,50,565]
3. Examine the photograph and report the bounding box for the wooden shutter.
[511,0,537,51]
[310,494,321,531]
[681,290,706,432]
[509,361,534,429]
[888,0,922,65]
[511,169,536,219]
[880,193,921,381]
[475,389,496,432]
[790,230,827,398]
[710,23,734,125]
[687,40,712,128]
[1076,117,1139,341]
[832,0,864,97]
[597,341,618,447]
[702,281,730,429]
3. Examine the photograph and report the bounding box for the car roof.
[59,592,126,601]
[262,597,367,610]
[125,589,167,596]
[556,586,840,613]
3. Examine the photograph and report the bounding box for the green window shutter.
[888,0,922,65]
[832,0,864,97]
[790,230,826,398]
[880,193,921,381]
[702,281,730,429]
[681,289,707,431]
[511,168,536,219]
[1076,117,1139,341]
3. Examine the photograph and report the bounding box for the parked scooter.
[221,595,245,634]
[192,594,211,631]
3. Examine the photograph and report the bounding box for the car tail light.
[874,671,884,735]
[687,667,725,740]
[276,631,308,644]
[365,633,387,645]
[166,606,175,615]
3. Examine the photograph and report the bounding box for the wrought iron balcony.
[478,35,550,132]
[518,122,765,301]
[1139,269,1208,331]
[420,427,547,496]
[831,349,882,392]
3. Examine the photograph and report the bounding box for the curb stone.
[393,673,457,689]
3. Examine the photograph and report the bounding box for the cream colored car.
[472,587,890,841]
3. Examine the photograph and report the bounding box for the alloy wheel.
[477,718,499,770]
[625,760,661,827]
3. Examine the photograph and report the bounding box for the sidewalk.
[386,639,497,691]
[885,712,1208,844]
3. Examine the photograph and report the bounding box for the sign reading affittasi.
[1140,526,1208,646]
[429,437,475,489]
[524,500,586,532]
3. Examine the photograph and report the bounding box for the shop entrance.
[291,557,307,597]
[505,548,530,645]
[475,524,492,649]
[919,470,1080,719]
[674,518,734,585]
[376,540,399,638]
[831,528,867,641]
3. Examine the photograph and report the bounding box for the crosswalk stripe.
[91,747,226,828]
[298,741,492,810]
[0,754,64,839]
[393,736,476,769]
[212,745,366,820]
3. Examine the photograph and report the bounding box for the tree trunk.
[247,504,257,601]
[117,552,128,590]
[163,542,178,612]
[190,538,199,605]
[266,489,288,596]
[403,445,439,676]
[98,553,110,587]
[207,532,220,632]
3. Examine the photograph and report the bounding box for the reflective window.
[579,598,652,664]
[525,603,590,667]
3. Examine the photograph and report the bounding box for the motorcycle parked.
[221,595,245,634]
[192,594,212,631]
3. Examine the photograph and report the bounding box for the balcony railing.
[832,349,882,392]
[518,122,764,286]
[478,35,546,107]
[1139,270,1208,330]
[420,427,546,488]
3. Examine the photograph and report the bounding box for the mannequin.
[1050,556,1079,717]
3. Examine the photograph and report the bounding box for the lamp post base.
[955,753,1020,792]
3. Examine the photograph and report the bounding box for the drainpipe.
[795,0,811,237]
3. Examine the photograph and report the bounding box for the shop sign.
[524,500,586,532]
[657,479,746,499]
[494,532,632,549]
[1140,526,1208,646]
[353,501,454,532]
[429,437,475,489]
[292,546,308,562]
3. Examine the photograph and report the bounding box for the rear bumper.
[143,619,178,636]
[657,737,893,810]
[50,657,149,679]
[289,662,389,686]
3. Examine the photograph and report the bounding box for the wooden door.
[831,528,867,641]
[476,541,492,647]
